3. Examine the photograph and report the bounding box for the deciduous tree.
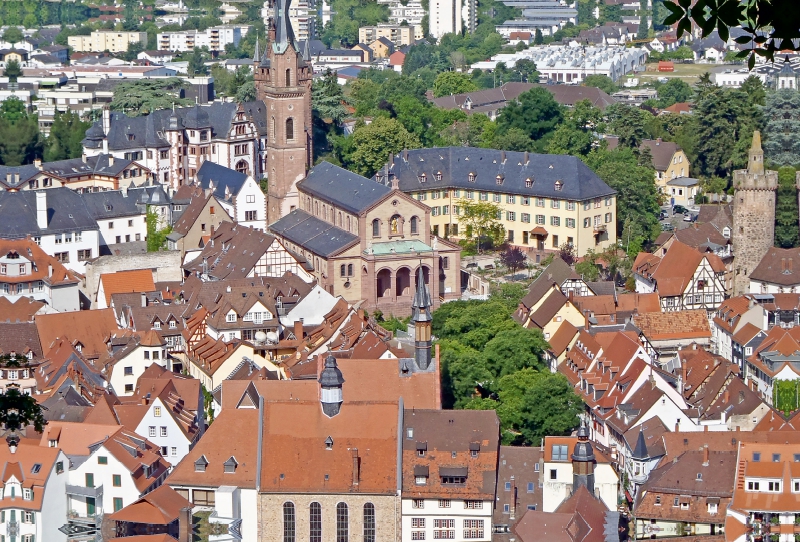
[458,199,506,253]
[433,71,477,98]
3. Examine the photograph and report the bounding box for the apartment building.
[358,24,420,47]
[429,0,463,39]
[157,25,247,53]
[68,31,148,53]
[380,148,617,259]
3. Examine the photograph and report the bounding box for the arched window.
[363,503,375,542]
[338,212,343,227]
[347,264,353,276]
[283,503,295,542]
[340,264,346,277]
[271,116,276,139]
[346,216,351,231]
[286,68,292,86]
[410,216,418,235]
[372,219,380,237]
[336,502,349,542]
[310,502,322,542]
[389,214,401,234]
[235,160,248,174]
[323,206,328,221]
[286,118,294,141]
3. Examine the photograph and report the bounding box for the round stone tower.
[732,131,778,295]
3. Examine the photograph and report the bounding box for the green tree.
[346,117,420,177]
[313,69,350,123]
[236,81,257,103]
[547,99,605,157]
[655,78,692,108]
[110,78,192,116]
[534,28,543,44]
[586,147,660,245]
[44,110,90,162]
[496,87,563,143]
[458,199,506,253]
[2,26,23,47]
[433,71,478,98]
[606,103,652,149]
[0,97,41,166]
[741,75,767,106]
[583,74,617,94]
[575,250,601,281]
[482,327,549,378]
[775,166,799,248]
[0,386,46,434]
[3,59,20,83]
[695,72,717,100]
[187,49,208,76]
[694,88,762,178]
[146,207,172,251]
[763,90,800,167]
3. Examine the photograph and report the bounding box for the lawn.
[635,62,739,84]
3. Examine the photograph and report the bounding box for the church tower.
[571,424,595,496]
[255,0,313,223]
[732,131,778,295]
[411,266,433,369]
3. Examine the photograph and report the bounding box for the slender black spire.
[272,0,296,54]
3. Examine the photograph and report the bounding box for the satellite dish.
[265,331,278,343]
[255,331,268,342]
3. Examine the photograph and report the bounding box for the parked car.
[672,205,688,215]
[684,213,693,222]
[659,210,669,220]
[661,222,674,231]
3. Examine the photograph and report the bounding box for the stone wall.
[258,493,400,542]
[83,251,183,308]
[732,167,777,296]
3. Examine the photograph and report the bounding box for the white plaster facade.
[401,497,492,542]
[109,343,170,396]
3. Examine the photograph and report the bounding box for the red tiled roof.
[100,269,156,306]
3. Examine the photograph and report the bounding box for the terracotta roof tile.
[100,269,156,306]
[35,308,119,361]
[633,310,711,341]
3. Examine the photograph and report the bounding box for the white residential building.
[108,331,170,396]
[195,161,268,231]
[429,0,463,39]
[157,25,248,53]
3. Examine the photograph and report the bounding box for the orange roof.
[0,297,46,323]
[107,484,190,524]
[548,321,578,356]
[633,310,711,341]
[100,269,156,306]
[0,238,79,286]
[35,308,119,360]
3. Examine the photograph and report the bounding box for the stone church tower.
[732,131,778,295]
[255,0,313,223]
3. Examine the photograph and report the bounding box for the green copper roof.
[366,240,433,256]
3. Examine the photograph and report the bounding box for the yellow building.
[608,136,690,194]
[358,24,420,47]
[377,148,618,260]
[68,30,148,53]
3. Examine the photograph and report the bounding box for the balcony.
[593,224,607,234]
[66,484,104,499]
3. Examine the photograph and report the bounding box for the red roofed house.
[388,50,405,72]
[632,241,726,314]
[712,294,767,364]
[97,268,156,309]
[633,310,712,362]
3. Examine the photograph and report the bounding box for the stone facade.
[732,131,778,296]
[255,0,314,223]
[258,493,401,542]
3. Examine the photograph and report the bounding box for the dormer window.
[554,180,563,191]
[525,177,533,187]
[226,312,236,323]
[325,436,334,450]
[194,455,208,472]
[496,175,504,185]
[153,321,161,330]
[468,172,476,183]
[416,441,427,457]
[436,171,442,181]
[418,173,427,183]
[223,456,238,473]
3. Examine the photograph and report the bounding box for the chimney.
[102,106,111,135]
[352,448,360,487]
[681,364,686,392]
[36,191,47,229]
[81,153,87,164]
[524,151,529,165]
[34,158,41,170]
[675,422,680,432]
[704,425,708,432]
[403,149,408,162]
[702,444,709,466]
[723,389,730,403]
[501,150,506,163]
[510,476,517,520]
[584,310,589,331]
[48,264,52,277]
[108,155,114,166]
[294,319,304,341]
[141,292,147,307]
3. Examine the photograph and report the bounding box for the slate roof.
[0,188,100,238]
[383,148,616,201]
[298,161,391,215]
[82,102,242,151]
[43,154,138,180]
[0,164,41,189]
[269,209,359,258]
[82,189,145,220]
[241,100,268,136]
[750,247,800,286]
[195,161,249,200]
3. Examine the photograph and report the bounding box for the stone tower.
[732,130,778,295]
[255,0,313,223]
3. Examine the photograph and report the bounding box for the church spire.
[253,35,260,62]
[411,267,433,369]
[272,0,296,54]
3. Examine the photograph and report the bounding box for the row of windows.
[0,510,36,523]
[284,502,374,542]
[428,209,612,228]
[372,216,419,237]
[416,191,612,209]
[54,231,83,243]
[411,519,484,528]
[1,282,44,295]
